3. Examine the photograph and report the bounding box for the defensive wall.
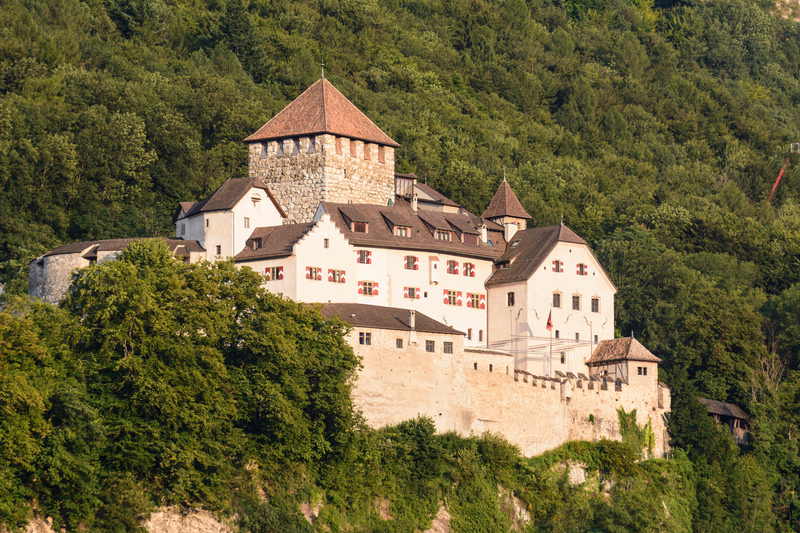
[350,327,670,458]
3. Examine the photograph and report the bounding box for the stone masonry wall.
[248,134,395,223]
[351,330,670,458]
[28,254,89,304]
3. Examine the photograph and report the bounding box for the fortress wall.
[248,135,395,224]
[28,254,90,304]
[352,334,670,457]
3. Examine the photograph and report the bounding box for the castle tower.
[481,179,531,241]
[245,79,400,223]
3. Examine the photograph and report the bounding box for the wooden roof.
[244,79,400,147]
[586,337,662,366]
[698,398,749,421]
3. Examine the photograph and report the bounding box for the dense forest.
[2,0,800,528]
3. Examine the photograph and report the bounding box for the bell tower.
[245,79,399,223]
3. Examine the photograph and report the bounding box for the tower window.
[215,245,222,256]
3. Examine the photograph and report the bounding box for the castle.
[29,78,671,457]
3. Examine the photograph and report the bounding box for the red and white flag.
[546,310,553,331]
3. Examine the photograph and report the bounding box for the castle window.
[252,196,261,209]
[426,340,435,353]
[251,239,261,251]
[436,230,451,241]
[396,338,403,348]
[244,217,250,228]
[463,233,479,246]
[463,262,475,276]
[395,226,409,237]
[406,287,417,299]
[553,293,561,308]
[575,333,579,341]
[474,362,478,370]
[594,335,599,344]
[591,298,599,313]
[215,245,221,256]
[572,295,581,310]
[467,328,472,340]
[446,290,457,305]
[330,270,345,283]
[507,292,515,306]
[352,221,368,233]
[560,352,566,364]
[555,330,560,339]
[444,342,453,354]
[479,330,483,341]
[405,256,417,270]
[308,267,320,280]
[362,281,374,295]
[364,143,371,160]
[180,224,185,236]
[637,366,647,376]
[447,260,458,274]
[378,146,385,163]
[553,260,562,273]
[489,364,493,372]
[336,137,342,155]
[324,238,329,249]
[359,332,371,345]
[577,263,587,275]
[350,139,357,157]
[470,294,480,308]
[357,250,371,264]
[267,266,282,280]
[206,219,210,228]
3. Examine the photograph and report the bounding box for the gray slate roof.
[586,337,662,366]
[486,224,597,286]
[320,202,506,259]
[235,223,317,261]
[320,303,464,335]
[40,238,204,259]
[177,178,286,220]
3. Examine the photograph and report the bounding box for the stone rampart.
[352,337,670,458]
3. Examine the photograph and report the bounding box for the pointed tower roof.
[244,79,400,147]
[481,180,530,219]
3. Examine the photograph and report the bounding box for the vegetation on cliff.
[3,0,800,528]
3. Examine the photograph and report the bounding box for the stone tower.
[245,79,400,223]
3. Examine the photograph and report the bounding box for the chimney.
[504,220,518,241]
[411,194,418,213]
[480,224,488,244]
[408,310,418,345]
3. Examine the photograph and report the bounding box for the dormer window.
[251,239,261,251]
[395,226,409,237]
[463,233,479,245]
[352,221,368,233]
[436,230,451,241]
[511,239,520,247]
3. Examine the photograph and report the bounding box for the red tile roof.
[244,79,400,148]
[481,180,531,219]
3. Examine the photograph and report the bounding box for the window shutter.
[480,294,486,309]
[265,268,271,281]
[414,257,419,270]
[457,291,463,306]
[403,256,408,268]
[340,270,346,283]
[403,287,409,298]
[373,282,379,296]
[455,262,460,275]
[466,292,472,308]
[356,250,360,261]
[278,267,284,280]
[357,281,363,294]
[470,265,475,277]
[560,261,564,271]
[305,267,311,280]
[367,251,372,264]
[415,288,421,299]
[552,260,556,271]
[328,269,333,282]
[576,264,581,275]
[443,290,449,304]
[317,268,322,281]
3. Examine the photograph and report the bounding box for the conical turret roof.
[481,180,530,219]
[244,79,400,147]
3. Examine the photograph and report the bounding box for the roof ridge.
[321,79,329,133]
